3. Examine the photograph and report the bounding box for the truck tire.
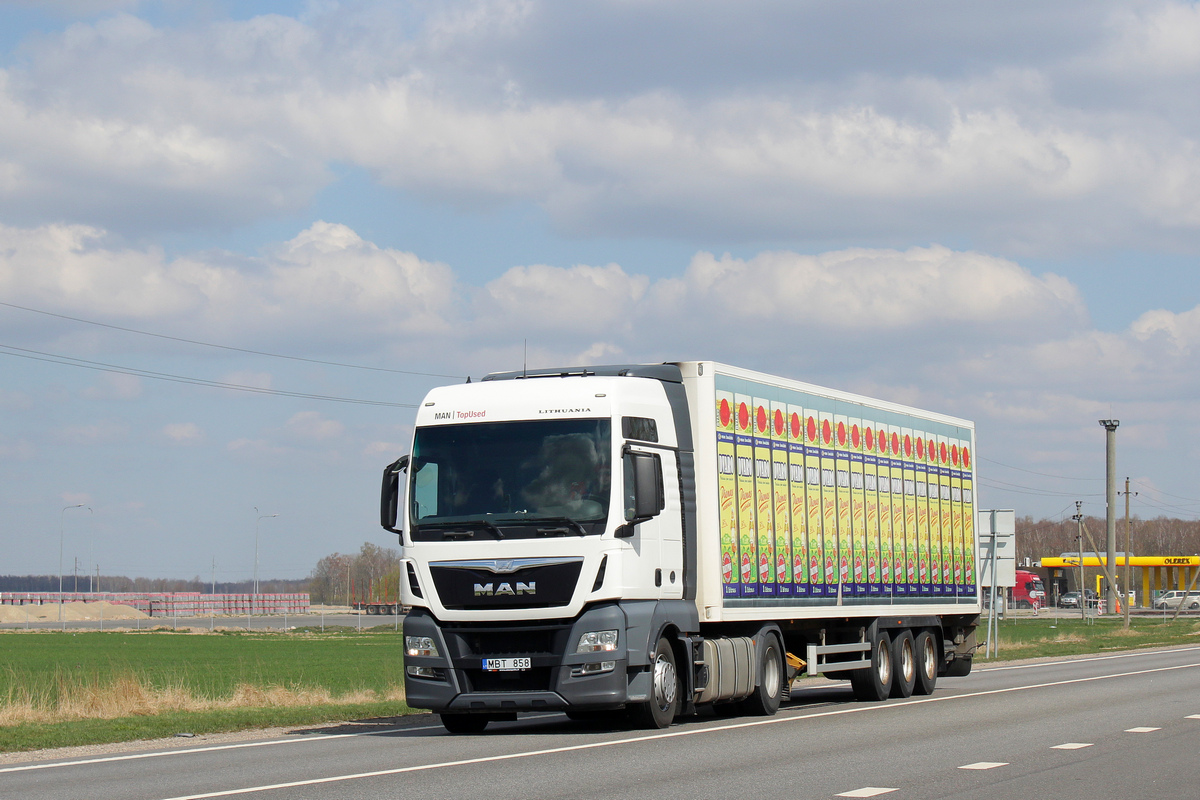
[889,630,916,699]
[629,636,679,729]
[441,713,488,734]
[913,630,938,695]
[850,631,893,702]
[736,633,784,716]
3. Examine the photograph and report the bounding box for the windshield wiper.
[414,519,505,539]
[524,516,589,537]
[478,519,505,539]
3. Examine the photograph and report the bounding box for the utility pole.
[1074,501,1085,620]
[212,558,217,594]
[1121,477,1137,629]
[1099,420,1119,613]
[73,557,78,592]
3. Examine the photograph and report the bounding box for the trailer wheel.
[913,630,938,695]
[736,633,784,716]
[629,637,679,729]
[441,713,488,734]
[889,630,916,699]
[850,631,893,702]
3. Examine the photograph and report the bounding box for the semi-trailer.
[380,361,980,733]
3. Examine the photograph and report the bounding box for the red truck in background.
[1010,569,1046,609]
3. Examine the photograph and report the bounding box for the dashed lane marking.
[836,788,898,797]
[959,762,1008,770]
[1051,743,1093,749]
[1124,727,1161,733]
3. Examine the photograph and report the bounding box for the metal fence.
[0,591,310,616]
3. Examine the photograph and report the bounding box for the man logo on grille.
[474,582,536,596]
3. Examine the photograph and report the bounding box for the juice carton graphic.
[753,398,775,590]
[734,394,757,592]
[788,405,808,593]
[716,391,739,595]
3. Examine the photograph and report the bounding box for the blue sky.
[3,0,1200,581]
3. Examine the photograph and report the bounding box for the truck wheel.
[850,632,893,702]
[913,630,938,695]
[736,633,784,716]
[889,630,916,698]
[441,713,488,734]
[629,637,678,729]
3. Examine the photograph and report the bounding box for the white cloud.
[83,372,143,400]
[161,422,202,444]
[55,419,129,445]
[674,246,1084,333]
[0,437,35,460]
[479,262,648,333]
[3,4,1200,249]
[0,221,457,353]
[283,411,345,441]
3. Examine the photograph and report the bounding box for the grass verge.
[981,614,1200,660]
[0,627,418,753]
[0,701,415,753]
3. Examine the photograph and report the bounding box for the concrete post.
[1099,420,1119,613]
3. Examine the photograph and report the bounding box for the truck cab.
[382,365,696,732]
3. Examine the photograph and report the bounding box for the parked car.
[1153,590,1200,610]
[1059,590,1097,608]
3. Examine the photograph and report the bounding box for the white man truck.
[380,362,980,733]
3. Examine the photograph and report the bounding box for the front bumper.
[403,604,630,714]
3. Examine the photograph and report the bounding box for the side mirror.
[618,450,663,537]
[380,455,409,535]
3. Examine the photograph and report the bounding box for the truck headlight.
[576,630,618,653]
[405,636,439,657]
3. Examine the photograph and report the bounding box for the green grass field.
[2,616,1198,754]
[0,626,415,752]
[979,614,1200,660]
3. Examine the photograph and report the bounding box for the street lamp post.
[253,508,278,615]
[59,504,85,630]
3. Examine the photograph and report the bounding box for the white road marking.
[149,659,1200,800]
[959,762,1007,770]
[1187,714,1200,719]
[1051,743,1093,749]
[1124,727,1161,733]
[836,788,898,797]
[0,724,443,775]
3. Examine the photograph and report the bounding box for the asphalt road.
[4,646,1199,800]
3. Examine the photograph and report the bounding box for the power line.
[979,456,1102,482]
[1131,479,1200,504]
[0,344,417,408]
[977,476,1104,498]
[1134,494,1200,519]
[0,300,464,379]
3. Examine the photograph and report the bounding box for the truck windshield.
[409,418,612,538]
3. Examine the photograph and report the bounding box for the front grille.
[441,620,573,664]
[430,559,583,610]
[456,628,555,656]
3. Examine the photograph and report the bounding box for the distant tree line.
[307,542,401,605]
[1017,515,1200,563]
[0,575,309,594]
